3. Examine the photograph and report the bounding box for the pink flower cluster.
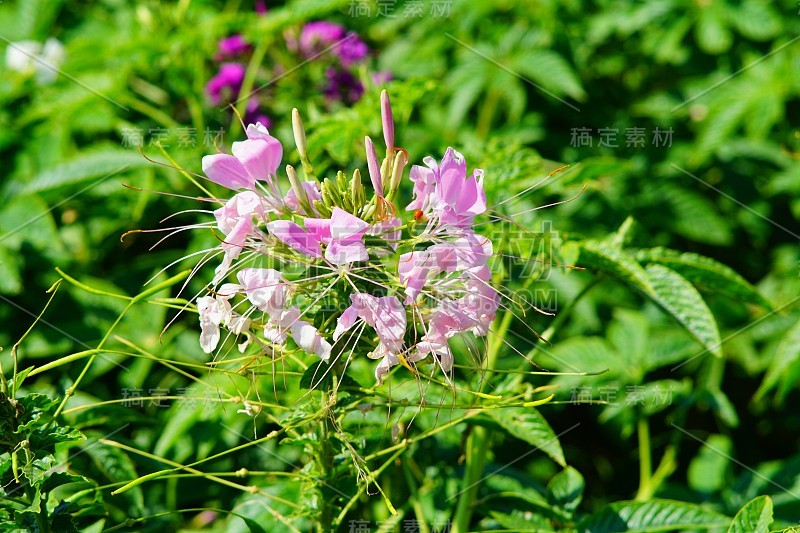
[193,93,499,383]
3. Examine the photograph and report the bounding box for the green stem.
[401,457,431,533]
[315,386,335,532]
[476,87,500,140]
[635,417,652,501]
[451,310,511,533]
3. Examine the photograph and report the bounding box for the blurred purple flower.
[206,62,246,104]
[299,21,345,55]
[245,99,271,129]
[324,68,364,104]
[217,34,250,58]
[299,21,368,65]
[372,71,392,85]
[255,0,267,14]
[337,34,368,66]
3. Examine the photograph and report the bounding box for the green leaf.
[15,393,58,434]
[755,319,800,404]
[547,466,584,513]
[83,441,144,514]
[514,49,587,101]
[11,149,148,195]
[645,264,722,358]
[488,509,554,532]
[660,187,734,246]
[578,240,652,294]
[687,434,732,493]
[728,495,772,533]
[29,424,86,449]
[23,455,55,487]
[635,248,770,308]
[578,499,731,532]
[0,244,22,295]
[695,4,733,54]
[486,407,565,466]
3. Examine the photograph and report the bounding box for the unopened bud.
[291,108,307,160]
[286,164,313,216]
[380,90,394,153]
[365,136,383,197]
[387,149,408,202]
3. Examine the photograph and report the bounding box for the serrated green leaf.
[486,407,565,466]
[578,499,731,532]
[755,319,800,404]
[578,240,653,294]
[636,248,770,308]
[547,466,584,513]
[645,264,722,358]
[83,441,144,514]
[514,49,587,101]
[728,495,772,533]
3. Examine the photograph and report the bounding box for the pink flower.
[197,283,241,353]
[214,191,268,234]
[397,233,492,304]
[237,268,290,317]
[217,35,251,58]
[334,293,407,380]
[261,307,332,360]
[325,207,370,264]
[205,62,245,105]
[365,136,383,197]
[334,293,406,350]
[267,208,371,265]
[407,148,487,228]
[267,220,323,258]
[202,125,283,190]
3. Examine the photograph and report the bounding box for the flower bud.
[380,89,394,153]
[291,108,307,161]
[387,149,408,202]
[365,136,383,197]
[286,164,314,216]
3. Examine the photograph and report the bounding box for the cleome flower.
[185,91,499,383]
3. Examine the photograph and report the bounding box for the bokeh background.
[1,0,799,531]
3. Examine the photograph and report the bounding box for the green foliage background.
[1,0,799,531]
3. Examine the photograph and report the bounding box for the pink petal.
[436,148,467,205]
[290,320,332,361]
[231,137,282,181]
[329,207,370,241]
[267,220,322,258]
[333,305,359,341]
[221,217,252,259]
[202,153,255,190]
[406,164,434,211]
[304,217,332,244]
[237,268,287,316]
[325,240,368,264]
